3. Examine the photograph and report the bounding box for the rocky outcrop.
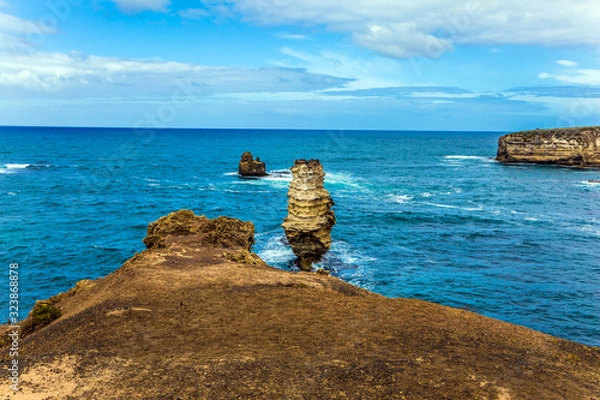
[238,151,267,176]
[1,211,599,399]
[282,159,335,271]
[497,126,600,167]
[143,209,254,250]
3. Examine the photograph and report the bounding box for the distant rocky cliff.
[497,126,600,167]
[282,159,335,271]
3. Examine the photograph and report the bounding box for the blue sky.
[0,0,599,130]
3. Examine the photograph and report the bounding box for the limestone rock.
[143,209,255,250]
[282,159,335,271]
[497,127,600,167]
[238,151,267,177]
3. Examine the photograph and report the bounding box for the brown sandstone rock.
[497,126,600,166]
[143,209,254,250]
[282,159,335,271]
[238,151,267,176]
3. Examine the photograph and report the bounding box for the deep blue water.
[1,126,599,346]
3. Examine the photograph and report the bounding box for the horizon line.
[0,125,514,133]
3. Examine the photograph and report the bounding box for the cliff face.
[282,159,336,271]
[497,126,600,166]
[1,211,599,399]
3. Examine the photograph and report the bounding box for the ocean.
[1,126,599,347]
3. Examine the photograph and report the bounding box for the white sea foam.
[425,202,458,209]
[1,164,30,174]
[199,184,218,191]
[263,173,292,182]
[228,169,367,194]
[463,206,484,211]
[444,155,494,162]
[387,194,413,203]
[424,202,483,211]
[5,164,30,169]
[257,235,294,266]
[256,234,376,273]
[579,180,600,188]
[576,225,600,237]
[328,241,377,265]
[233,177,290,190]
[325,171,369,193]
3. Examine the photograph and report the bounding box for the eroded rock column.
[282,159,335,271]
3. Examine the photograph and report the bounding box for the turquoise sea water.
[1,127,599,346]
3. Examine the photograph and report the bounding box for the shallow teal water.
[1,127,599,346]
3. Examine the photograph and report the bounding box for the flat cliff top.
[1,211,599,399]
[504,126,600,139]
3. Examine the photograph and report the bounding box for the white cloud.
[178,8,209,20]
[278,33,309,40]
[555,59,578,67]
[354,23,452,59]
[203,0,600,59]
[538,69,600,86]
[0,51,351,95]
[0,12,54,34]
[0,9,57,52]
[111,0,170,13]
[278,46,405,91]
[199,0,235,19]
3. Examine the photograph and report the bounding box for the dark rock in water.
[496,126,600,167]
[282,159,335,272]
[238,151,267,177]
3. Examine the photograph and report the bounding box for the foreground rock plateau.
[282,159,336,271]
[497,126,600,167]
[1,210,599,399]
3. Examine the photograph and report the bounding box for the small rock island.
[282,159,336,271]
[497,126,600,167]
[238,151,267,177]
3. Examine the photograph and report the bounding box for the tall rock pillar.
[282,159,336,271]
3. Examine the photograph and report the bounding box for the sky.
[0,0,599,131]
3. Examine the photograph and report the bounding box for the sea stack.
[238,151,267,177]
[282,159,336,271]
[497,126,600,167]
